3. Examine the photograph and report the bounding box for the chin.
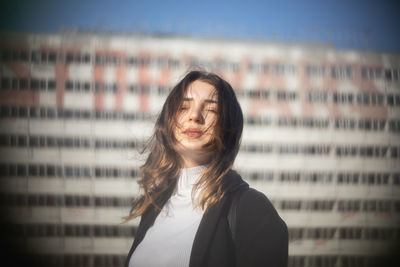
[175,139,208,153]
[179,142,207,152]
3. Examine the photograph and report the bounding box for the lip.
[183,127,203,137]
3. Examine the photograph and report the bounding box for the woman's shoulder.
[240,188,280,217]
[227,170,277,210]
[228,171,287,230]
[236,187,288,244]
[228,171,288,267]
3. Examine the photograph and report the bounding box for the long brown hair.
[124,70,243,221]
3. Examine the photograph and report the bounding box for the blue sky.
[1,0,399,52]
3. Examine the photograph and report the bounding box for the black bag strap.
[227,185,248,244]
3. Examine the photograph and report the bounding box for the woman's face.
[173,80,219,167]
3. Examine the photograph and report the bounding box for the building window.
[48,80,56,91]
[40,80,47,90]
[1,50,12,61]
[31,51,40,63]
[48,52,57,63]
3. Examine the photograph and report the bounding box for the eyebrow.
[183,97,218,104]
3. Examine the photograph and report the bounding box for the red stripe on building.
[349,105,388,120]
[1,61,39,106]
[0,91,39,106]
[115,65,126,111]
[7,62,31,78]
[230,58,246,90]
[158,68,170,87]
[139,76,149,113]
[94,65,105,111]
[55,64,69,108]
[138,52,152,113]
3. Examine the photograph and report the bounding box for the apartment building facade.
[0,30,399,267]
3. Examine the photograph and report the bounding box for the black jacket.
[125,171,288,267]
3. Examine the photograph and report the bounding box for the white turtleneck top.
[129,165,206,267]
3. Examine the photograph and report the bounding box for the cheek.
[173,115,189,140]
[176,112,187,125]
[205,117,218,134]
[173,115,185,131]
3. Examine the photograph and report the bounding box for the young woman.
[124,71,288,267]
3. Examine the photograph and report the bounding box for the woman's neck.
[181,157,210,168]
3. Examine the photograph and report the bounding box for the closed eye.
[179,105,190,110]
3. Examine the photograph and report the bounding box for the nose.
[189,106,204,123]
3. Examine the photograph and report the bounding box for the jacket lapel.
[189,170,248,267]
[189,196,228,267]
[130,184,176,252]
[133,208,160,248]
[124,206,161,267]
